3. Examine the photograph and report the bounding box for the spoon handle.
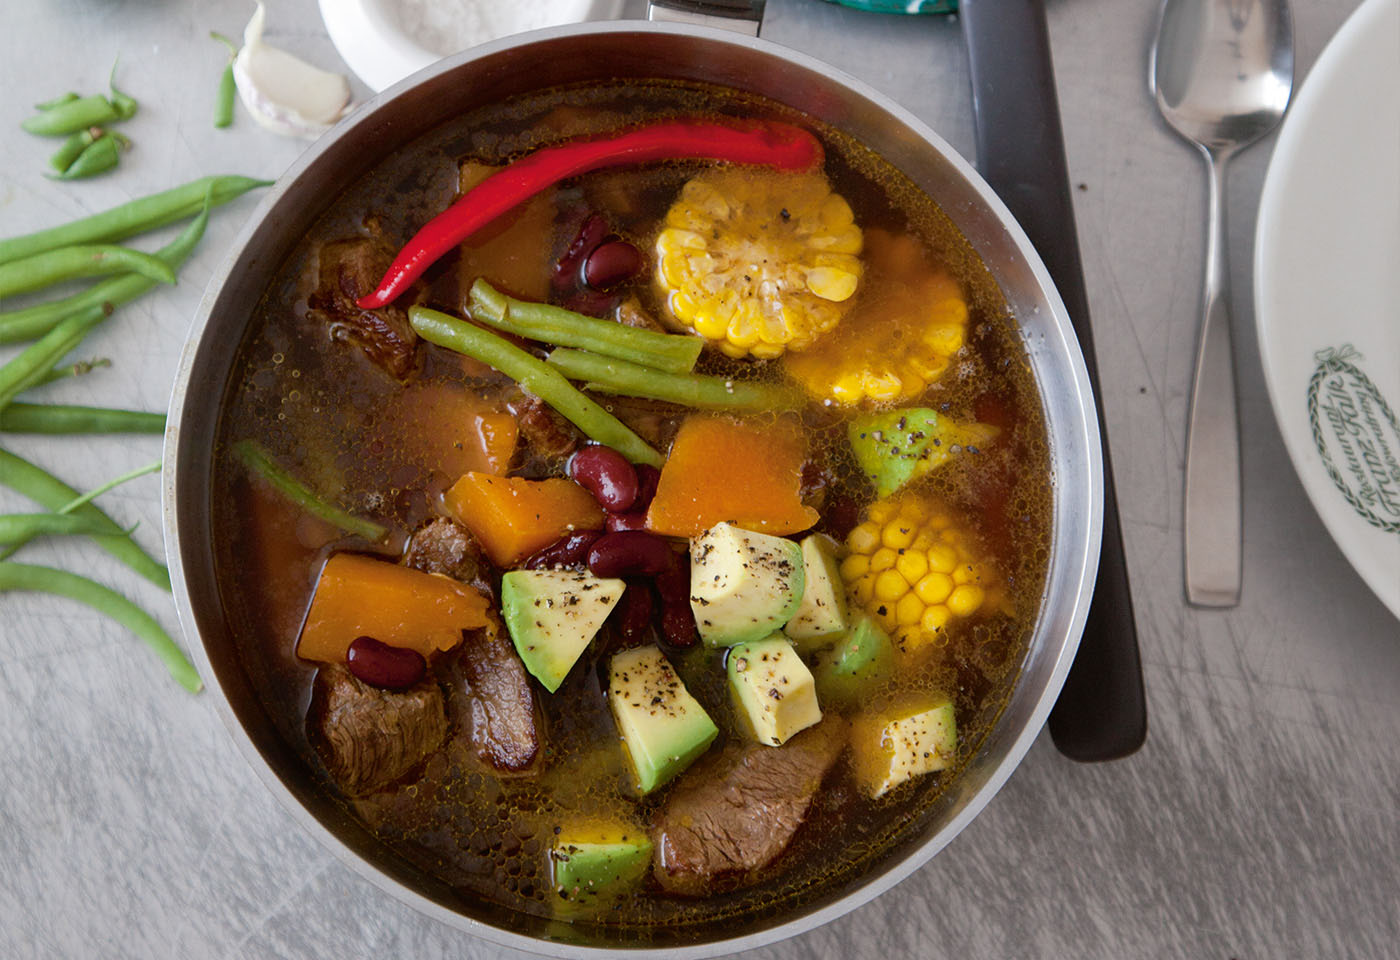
[961,0,1147,761]
[1183,149,1242,606]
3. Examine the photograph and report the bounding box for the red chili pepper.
[356,118,824,310]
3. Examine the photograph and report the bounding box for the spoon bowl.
[1149,0,1294,607]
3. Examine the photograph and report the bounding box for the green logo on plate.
[1308,345,1400,534]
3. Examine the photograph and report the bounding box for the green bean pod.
[35,92,80,110]
[469,279,704,374]
[0,401,163,434]
[547,348,804,412]
[0,242,173,300]
[409,305,664,467]
[232,440,387,541]
[0,191,210,358]
[211,32,238,129]
[0,174,270,266]
[0,561,200,693]
[0,512,115,544]
[51,131,128,181]
[0,448,170,591]
[21,94,120,136]
[49,127,102,173]
[32,358,110,387]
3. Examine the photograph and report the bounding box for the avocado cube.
[550,822,653,916]
[690,522,805,647]
[608,645,718,794]
[848,408,1001,497]
[727,634,822,746]
[783,533,849,651]
[851,696,957,797]
[502,569,625,693]
[814,615,894,708]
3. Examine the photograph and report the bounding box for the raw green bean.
[21,94,120,136]
[211,33,237,129]
[56,459,161,515]
[0,243,174,299]
[232,439,387,541]
[0,174,269,266]
[547,348,804,411]
[0,401,162,434]
[0,562,201,693]
[0,309,109,411]
[51,131,128,181]
[32,357,110,387]
[0,190,211,349]
[35,92,80,110]
[469,279,703,374]
[49,127,102,174]
[0,512,115,544]
[107,61,138,120]
[0,447,169,590]
[409,306,664,467]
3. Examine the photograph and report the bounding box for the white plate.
[1255,0,1400,619]
[319,0,624,92]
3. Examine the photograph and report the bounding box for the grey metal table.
[2,1,1394,958]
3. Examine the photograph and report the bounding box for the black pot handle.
[647,0,767,34]
[960,0,1148,761]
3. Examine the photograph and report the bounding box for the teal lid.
[824,0,958,13]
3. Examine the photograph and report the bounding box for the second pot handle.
[647,0,767,35]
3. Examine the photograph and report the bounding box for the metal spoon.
[1150,0,1293,607]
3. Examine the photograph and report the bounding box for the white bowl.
[319,0,624,91]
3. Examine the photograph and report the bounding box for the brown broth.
[211,80,1051,929]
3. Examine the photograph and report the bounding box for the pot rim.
[162,18,1102,959]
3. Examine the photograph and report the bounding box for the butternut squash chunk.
[646,414,819,538]
[443,471,605,566]
[297,553,490,663]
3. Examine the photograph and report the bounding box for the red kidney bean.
[569,444,638,511]
[553,214,608,291]
[588,530,672,578]
[605,463,662,530]
[610,581,655,648]
[655,559,698,648]
[346,635,427,690]
[583,239,643,290]
[524,529,604,570]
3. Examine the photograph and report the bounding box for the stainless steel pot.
[162,17,1102,959]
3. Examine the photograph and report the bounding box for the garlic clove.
[233,2,352,139]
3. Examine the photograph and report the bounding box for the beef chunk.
[310,663,448,796]
[308,236,418,378]
[650,719,847,895]
[616,297,666,334]
[404,517,494,598]
[513,395,582,463]
[459,616,542,773]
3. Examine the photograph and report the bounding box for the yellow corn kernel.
[868,501,896,524]
[841,554,871,582]
[870,547,898,573]
[911,531,937,551]
[921,605,950,635]
[896,625,923,648]
[953,564,976,586]
[853,574,875,606]
[805,266,859,302]
[874,569,909,602]
[913,571,954,606]
[947,584,985,617]
[874,607,899,633]
[895,592,924,626]
[848,522,881,554]
[940,528,961,545]
[927,544,958,574]
[895,550,929,584]
[881,523,914,550]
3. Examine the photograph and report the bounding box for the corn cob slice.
[654,169,863,360]
[841,493,997,653]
